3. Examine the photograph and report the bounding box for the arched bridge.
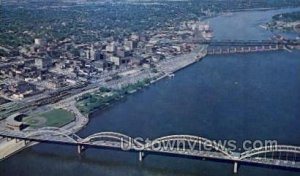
[0,127,299,173]
[142,134,234,159]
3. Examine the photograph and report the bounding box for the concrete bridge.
[161,39,299,55]
[0,127,299,174]
[162,39,300,46]
[207,45,285,55]
[193,39,299,55]
[191,39,300,47]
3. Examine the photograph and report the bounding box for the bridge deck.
[0,130,299,170]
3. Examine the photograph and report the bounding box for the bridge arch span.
[145,135,233,158]
[240,145,300,160]
[25,127,81,143]
[81,132,142,148]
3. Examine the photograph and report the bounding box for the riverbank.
[0,44,207,161]
[262,10,300,33]
[0,139,26,160]
[75,45,207,117]
[0,6,296,162]
[1,7,300,176]
[0,139,38,161]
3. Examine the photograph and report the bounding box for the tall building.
[109,56,121,66]
[85,45,100,60]
[124,40,133,51]
[116,47,131,58]
[106,42,116,53]
[86,45,96,60]
[34,38,45,46]
[35,56,52,69]
[124,40,138,51]
[85,50,91,60]
[130,34,139,41]
[90,45,96,60]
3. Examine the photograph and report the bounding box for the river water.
[1,8,300,176]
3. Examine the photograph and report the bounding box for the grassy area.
[24,109,75,128]
[120,78,152,94]
[76,78,153,115]
[76,89,122,115]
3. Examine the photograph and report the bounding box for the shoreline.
[79,45,208,119]
[0,45,207,160]
[2,6,297,160]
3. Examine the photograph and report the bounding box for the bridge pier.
[139,151,144,162]
[233,162,239,174]
[24,140,30,145]
[77,145,86,154]
[247,47,251,52]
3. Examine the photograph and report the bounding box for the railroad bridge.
[0,127,300,174]
[162,39,300,55]
[198,39,299,55]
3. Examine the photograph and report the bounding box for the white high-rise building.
[35,56,52,69]
[106,42,116,53]
[124,40,133,51]
[34,38,45,46]
[109,56,121,66]
[85,45,97,60]
[90,45,96,60]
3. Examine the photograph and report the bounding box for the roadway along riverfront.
[0,44,208,163]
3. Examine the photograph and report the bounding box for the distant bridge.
[196,39,299,55]
[160,39,300,55]
[161,39,300,46]
[194,39,300,46]
[0,127,300,173]
[206,45,285,55]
